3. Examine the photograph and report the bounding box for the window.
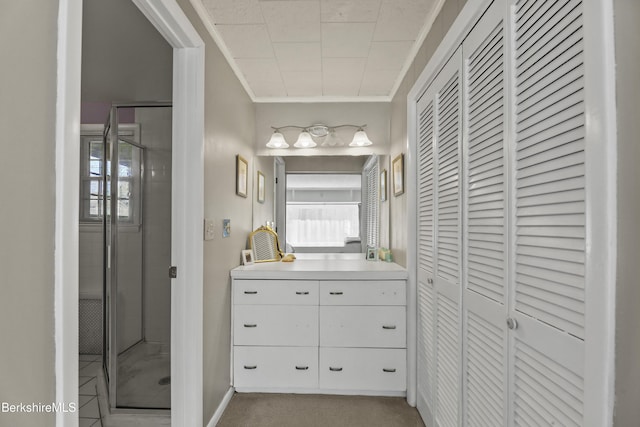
[80,125,140,224]
[80,135,106,222]
[286,174,361,248]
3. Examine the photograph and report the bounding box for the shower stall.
[99,102,172,412]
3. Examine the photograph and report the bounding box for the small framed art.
[241,249,254,265]
[366,247,378,261]
[236,155,248,198]
[257,171,265,204]
[392,153,404,196]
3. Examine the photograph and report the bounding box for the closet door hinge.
[169,266,177,279]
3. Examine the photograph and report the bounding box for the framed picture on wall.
[236,155,248,198]
[257,171,265,204]
[380,169,388,202]
[392,154,404,196]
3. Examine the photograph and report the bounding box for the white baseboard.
[206,387,235,427]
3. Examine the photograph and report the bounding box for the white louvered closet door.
[416,48,463,427]
[461,1,508,426]
[416,88,435,422]
[509,0,586,425]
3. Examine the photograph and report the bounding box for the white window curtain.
[286,204,359,247]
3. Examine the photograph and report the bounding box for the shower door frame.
[105,103,171,412]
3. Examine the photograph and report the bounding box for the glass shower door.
[103,104,172,411]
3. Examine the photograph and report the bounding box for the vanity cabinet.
[230,259,408,396]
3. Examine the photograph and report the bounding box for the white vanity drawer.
[319,348,406,391]
[234,305,318,346]
[320,281,406,306]
[234,280,319,305]
[234,346,318,389]
[320,306,406,348]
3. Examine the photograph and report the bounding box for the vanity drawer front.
[234,305,318,346]
[234,280,319,305]
[319,348,406,391]
[234,346,318,389]
[320,306,406,348]
[320,281,406,306]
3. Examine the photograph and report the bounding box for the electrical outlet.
[204,218,215,241]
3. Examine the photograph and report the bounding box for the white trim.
[582,0,617,425]
[55,0,82,425]
[206,387,235,427]
[130,1,205,426]
[253,95,391,103]
[133,0,202,48]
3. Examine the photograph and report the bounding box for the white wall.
[0,1,58,425]
[613,0,640,424]
[389,0,465,267]
[176,1,257,423]
[255,102,390,156]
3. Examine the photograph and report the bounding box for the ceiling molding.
[253,95,392,104]
[189,0,258,101]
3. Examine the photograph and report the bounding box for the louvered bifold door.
[461,1,509,426]
[416,49,463,427]
[435,48,463,427]
[509,0,586,425]
[416,89,436,423]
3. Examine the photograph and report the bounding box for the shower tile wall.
[137,107,172,345]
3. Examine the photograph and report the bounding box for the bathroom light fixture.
[294,131,317,148]
[349,128,373,147]
[265,130,289,149]
[265,124,372,149]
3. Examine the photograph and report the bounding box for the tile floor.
[79,354,103,427]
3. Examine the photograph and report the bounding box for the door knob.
[506,318,518,330]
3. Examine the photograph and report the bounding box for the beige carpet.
[217,393,426,427]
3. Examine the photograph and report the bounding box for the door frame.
[55,0,205,425]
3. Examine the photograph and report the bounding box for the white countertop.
[230,253,407,280]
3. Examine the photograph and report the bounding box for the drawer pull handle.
[329,367,343,372]
[295,366,309,370]
[243,324,257,328]
[382,325,397,330]
[244,365,257,370]
[383,368,397,373]
[329,291,344,295]
[244,291,258,295]
[296,291,310,295]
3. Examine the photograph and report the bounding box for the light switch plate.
[204,218,215,241]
